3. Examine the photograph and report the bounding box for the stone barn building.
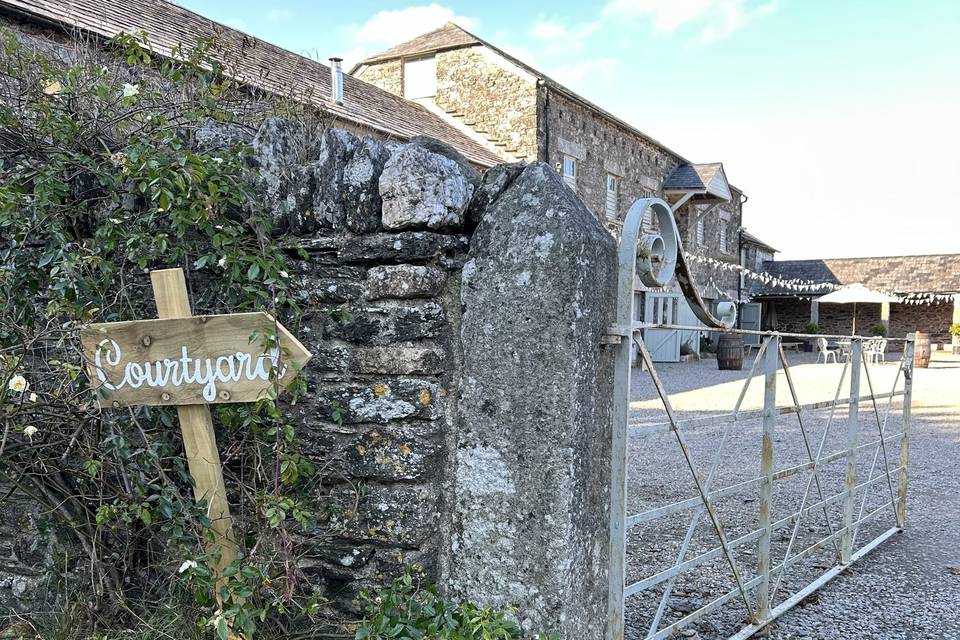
[752,254,960,347]
[352,23,749,361]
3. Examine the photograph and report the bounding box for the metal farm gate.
[605,199,916,639]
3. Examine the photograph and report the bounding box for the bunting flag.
[684,253,958,306]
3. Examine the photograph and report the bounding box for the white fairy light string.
[685,254,958,306]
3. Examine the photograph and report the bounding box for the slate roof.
[0,0,506,167]
[360,23,479,64]
[755,255,960,296]
[662,163,732,203]
[355,23,744,194]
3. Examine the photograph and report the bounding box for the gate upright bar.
[842,339,863,563]
[897,336,915,527]
[755,335,779,622]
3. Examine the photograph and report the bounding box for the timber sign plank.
[79,268,312,590]
[81,312,311,406]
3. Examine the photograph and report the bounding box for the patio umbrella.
[816,283,900,333]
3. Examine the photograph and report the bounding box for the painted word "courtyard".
[93,338,287,402]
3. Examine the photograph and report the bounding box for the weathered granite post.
[445,163,618,638]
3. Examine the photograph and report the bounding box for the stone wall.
[355,58,403,96]
[435,48,538,161]
[541,89,742,301]
[889,302,954,341]
[356,49,539,162]
[767,298,953,341]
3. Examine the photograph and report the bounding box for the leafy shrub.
[869,323,887,337]
[803,321,820,334]
[0,28,340,639]
[355,572,557,640]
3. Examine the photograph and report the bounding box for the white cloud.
[531,20,568,40]
[351,4,477,48]
[604,0,715,32]
[530,17,601,51]
[603,0,777,44]
[551,58,620,86]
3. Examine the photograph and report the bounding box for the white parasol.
[816,283,900,333]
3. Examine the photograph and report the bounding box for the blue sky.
[177,1,959,259]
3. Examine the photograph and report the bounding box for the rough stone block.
[379,144,474,231]
[447,162,617,638]
[365,265,447,300]
[313,378,441,424]
[297,274,365,304]
[344,135,391,234]
[352,344,446,375]
[337,232,470,265]
[326,484,440,547]
[409,135,481,190]
[343,425,441,481]
[465,161,525,231]
[322,303,447,346]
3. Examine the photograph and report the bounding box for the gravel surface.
[623,349,960,640]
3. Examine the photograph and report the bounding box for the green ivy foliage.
[355,572,558,640]
[0,28,339,639]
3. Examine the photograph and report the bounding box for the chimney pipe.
[329,57,343,105]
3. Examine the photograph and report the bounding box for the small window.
[719,219,728,253]
[605,173,620,220]
[640,188,656,230]
[403,56,436,99]
[696,217,705,246]
[561,155,577,191]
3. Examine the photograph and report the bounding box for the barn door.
[643,292,682,362]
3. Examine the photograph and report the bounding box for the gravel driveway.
[623,349,960,640]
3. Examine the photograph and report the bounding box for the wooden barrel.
[717,333,744,370]
[913,331,931,369]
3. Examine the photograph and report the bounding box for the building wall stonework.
[889,302,954,341]
[356,49,539,162]
[767,298,953,343]
[353,59,403,97]
[434,48,538,161]
[540,89,742,302]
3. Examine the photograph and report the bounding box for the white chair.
[816,337,838,363]
[863,337,888,364]
[874,339,888,364]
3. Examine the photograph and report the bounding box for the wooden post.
[150,268,237,574]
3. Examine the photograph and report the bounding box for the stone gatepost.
[444,163,617,638]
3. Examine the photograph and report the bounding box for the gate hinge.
[602,324,632,345]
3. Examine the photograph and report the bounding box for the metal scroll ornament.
[626,198,736,329]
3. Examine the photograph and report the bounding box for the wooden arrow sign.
[79,268,312,604]
[81,311,311,407]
